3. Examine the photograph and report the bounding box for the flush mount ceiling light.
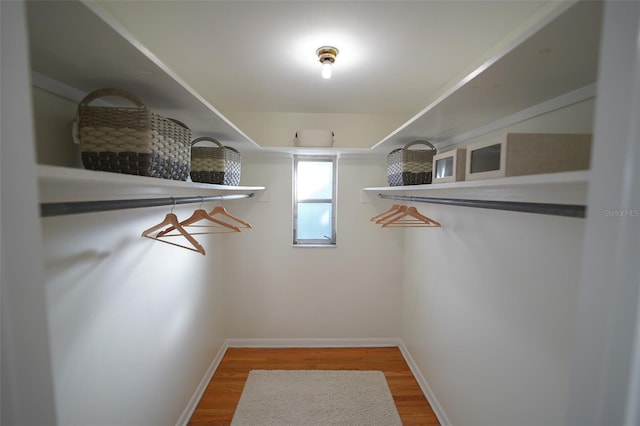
[316,46,339,79]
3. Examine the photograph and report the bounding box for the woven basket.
[190,137,241,185]
[76,88,191,180]
[387,140,437,186]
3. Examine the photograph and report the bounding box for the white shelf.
[38,165,265,203]
[25,0,259,151]
[364,170,589,205]
[372,1,602,152]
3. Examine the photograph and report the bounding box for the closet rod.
[41,193,254,217]
[378,194,586,218]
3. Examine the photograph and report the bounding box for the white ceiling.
[87,0,562,149]
[94,1,546,114]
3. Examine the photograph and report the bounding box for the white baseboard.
[225,337,403,348]
[177,337,450,426]
[175,341,229,426]
[397,341,452,426]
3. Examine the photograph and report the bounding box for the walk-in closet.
[2,1,639,425]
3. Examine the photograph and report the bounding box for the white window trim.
[292,155,337,246]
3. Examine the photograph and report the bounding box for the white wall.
[221,154,405,339]
[403,207,585,426]
[227,111,408,149]
[41,206,228,426]
[32,86,81,167]
[1,2,58,424]
[30,87,230,425]
[401,99,594,426]
[568,2,640,424]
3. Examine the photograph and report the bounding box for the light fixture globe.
[316,46,338,79]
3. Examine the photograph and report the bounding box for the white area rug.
[231,370,403,426]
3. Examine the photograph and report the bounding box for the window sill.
[292,244,337,248]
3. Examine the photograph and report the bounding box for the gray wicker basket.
[387,140,437,186]
[76,88,191,180]
[190,137,241,185]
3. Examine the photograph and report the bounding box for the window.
[293,156,337,246]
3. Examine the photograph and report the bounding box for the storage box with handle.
[190,136,241,185]
[387,140,437,186]
[75,88,191,180]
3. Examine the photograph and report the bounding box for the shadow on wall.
[45,249,111,291]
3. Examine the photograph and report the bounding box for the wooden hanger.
[141,210,206,255]
[370,204,401,222]
[380,206,441,228]
[375,205,410,224]
[157,208,241,237]
[208,205,252,229]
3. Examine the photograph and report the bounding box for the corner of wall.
[175,340,230,426]
[397,341,452,426]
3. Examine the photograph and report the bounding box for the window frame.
[292,155,337,246]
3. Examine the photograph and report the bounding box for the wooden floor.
[188,346,439,425]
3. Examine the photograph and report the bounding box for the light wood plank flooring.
[188,347,439,425]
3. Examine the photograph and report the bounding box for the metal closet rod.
[378,194,586,218]
[41,193,255,217]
